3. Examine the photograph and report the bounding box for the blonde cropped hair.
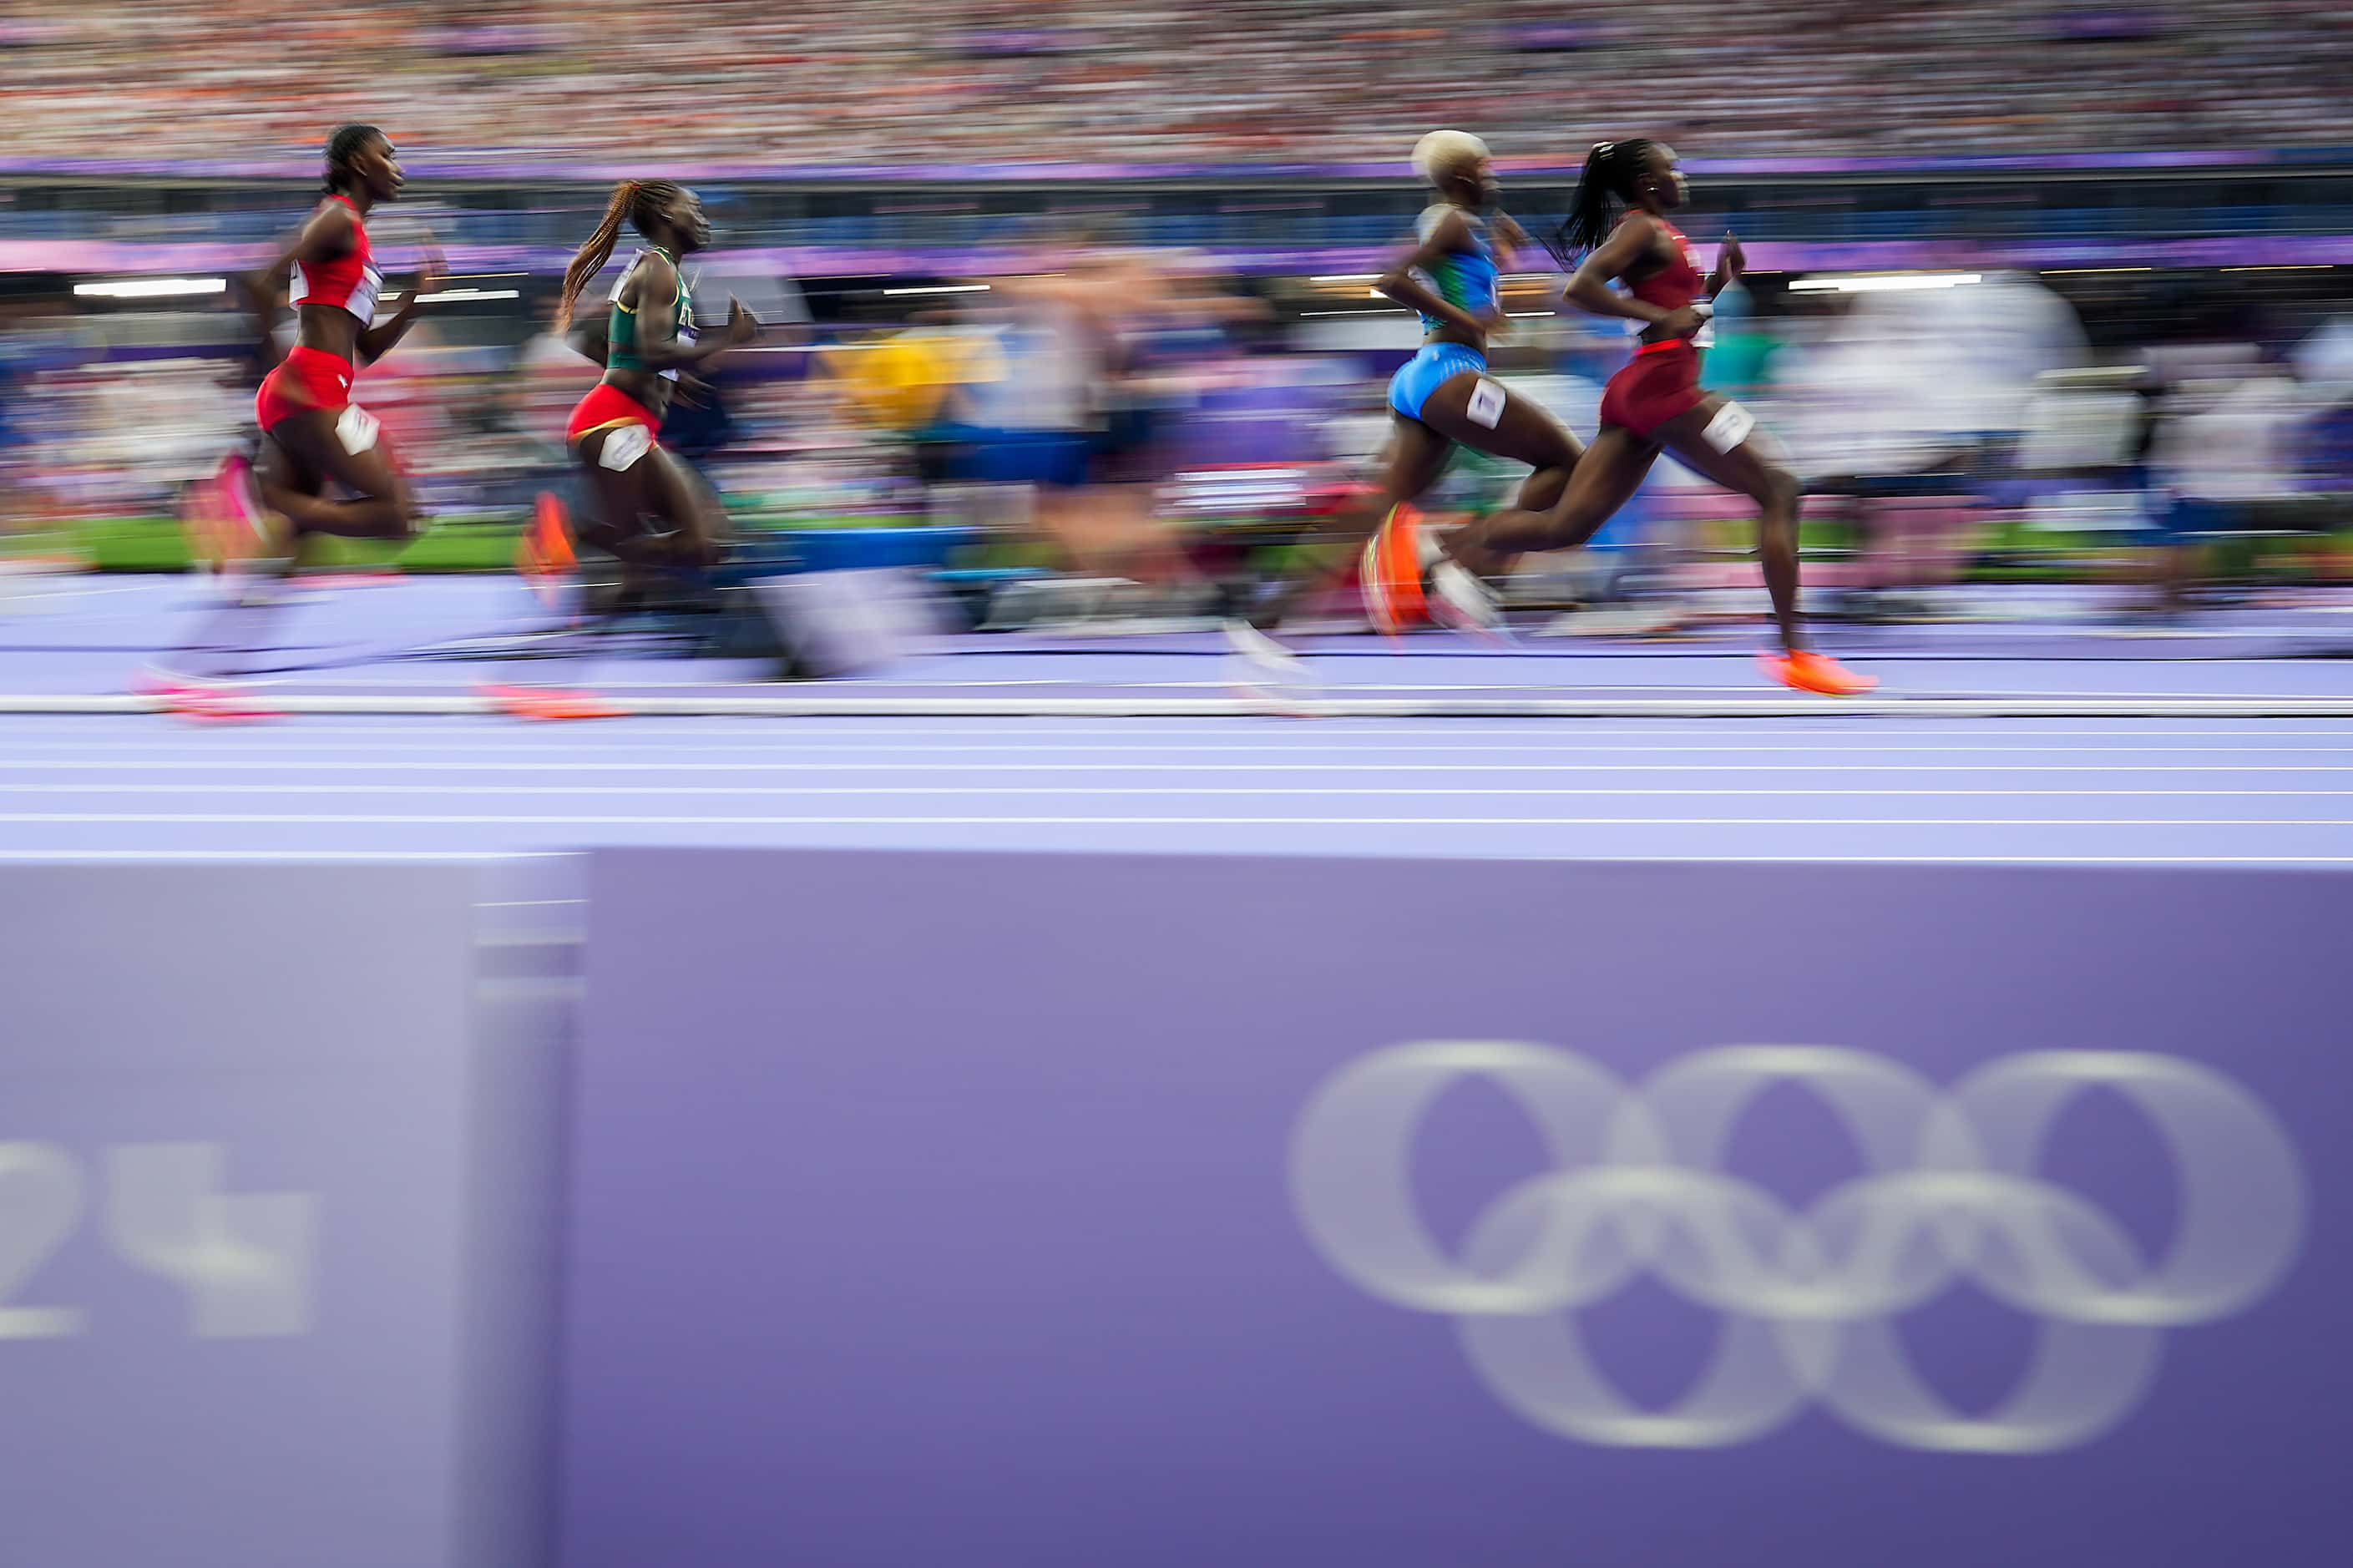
[1413,130,1490,185]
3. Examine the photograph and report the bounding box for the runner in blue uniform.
[1228,131,1582,667]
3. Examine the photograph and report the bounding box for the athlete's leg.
[261,407,419,541]
[1411,371,1585,498]
[1647,397,1872,694]
[1248,417,1453,631]
[1442,425,1660,578]
[1354,369,1605,632]
[640,446,731,570]
[168,436,316,684]
[1650,395,1806,652]
[573,423,676,567]
[240,432,327,567]
[1516,464,1572,516]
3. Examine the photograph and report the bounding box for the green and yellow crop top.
[606,246,697,380]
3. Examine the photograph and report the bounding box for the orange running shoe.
[519,492,577,607]
[479,682,625,721]
[1358,503,1430,639]
[1759,650,1879,696]
[134,668,281,723]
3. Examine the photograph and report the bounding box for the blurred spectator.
[0,291,96,553]
[2143,363,2314,606]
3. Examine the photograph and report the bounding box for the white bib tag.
[335,406,380,456]
[1702,400,1755,454]
[1466,378,1506,430]
[597,423,654,473]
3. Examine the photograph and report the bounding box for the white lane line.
[210,670,2353,698]
[0,849,558,861]
[12,730,2353,756]
[212,676,1870,695]
[11,723,2351,741]
[0,581,181,604]
[266,668,2353,687]
[7,783,2351,799]
[6,758,2353,774]
[0,846,2335,867]
[0,812,2342,827]
[14,694,2353,718]
[12,738,2353,758]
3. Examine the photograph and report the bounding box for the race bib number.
[1702,400,1755,454]
[334,406,380,456]
[1466,378,1506,430]
[598,423,654,473]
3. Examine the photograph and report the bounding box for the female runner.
[143,127,433,715]
[1229,131,1581,664]
[546,180,757,572]
[244,124,439,559]
[1363,139,1873,695]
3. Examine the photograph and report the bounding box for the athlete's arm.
[626,255,759,371]
[356,236,442,366]
[1489,211,1533,268]
[1376,210,1490,336]
[1562,215,1705,340]
[246,200,355,304]
[567,314,612,367]
[1707,231,1746,300]
[232,273,286,372]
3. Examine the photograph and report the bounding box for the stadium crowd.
[3,1,2351,169]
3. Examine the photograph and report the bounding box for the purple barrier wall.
[0,858,570,1568]
[559,848,2350,1568]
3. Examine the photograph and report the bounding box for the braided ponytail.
[1546,138,1656,268]
[553,179,691,331]
[554,181,640,332]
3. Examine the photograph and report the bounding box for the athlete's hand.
[1718,231,1746,280]
[1490,212,1531,261]
[1656,306,1709,341]
[674,371,711,408]
[726,297,760,346]
[410,233,444,305]
[1478,305,1516,343]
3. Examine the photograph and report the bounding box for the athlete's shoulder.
[614,247,675,306]
[1416,204,1476,245]
[1612,210,1675,258]
[309,196,362,241]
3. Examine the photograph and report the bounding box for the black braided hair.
[554,180,689,331]
[323,124,383,195]
[1546,139,1657,268]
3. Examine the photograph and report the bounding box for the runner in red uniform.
[1363,139,1873,695]
[241,124,440,560]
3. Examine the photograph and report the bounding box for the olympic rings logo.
[1288,1043,2306,1453]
